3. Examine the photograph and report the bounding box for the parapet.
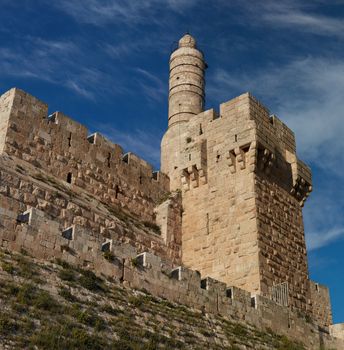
[0,88,170,222]
[181,92,312,204]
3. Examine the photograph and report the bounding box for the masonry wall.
[310,281,333,328]
[0,89,14,154]
[178,94,261,294]
[162,93,314,313]
[0,88,170,225]
[0,162,182,264]
[247,97,312,312]
[0,201,343,349]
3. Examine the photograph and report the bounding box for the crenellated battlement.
[0,88,169,224]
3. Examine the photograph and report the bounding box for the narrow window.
[115,185,119,199]
[139,175,142,185]
[199,124,203,135]
[67,172,73,184]
[200,279,207,290]
[206,213,210,235]
[107,152,111,168]
[122,153,129,164]
[189,154,191,161]
[226,288,233,299]
[234,134,237,142]
[68,132,72,147]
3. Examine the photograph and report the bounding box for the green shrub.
[15,284,60,313]
[33,290,60,312]
[128,295,144,308]
[58,287,78,302]
[103,251,116,262]
[0,313,18,334]
[29,324,107,350]
[1,261,15,274]
[100,304,121,316]
[55,258,72,269]
[75,309,106,331]
[58,268,76,282]
[78,269,104,292]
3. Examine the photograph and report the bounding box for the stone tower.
[161,34,206,190]
[161,34,313,313]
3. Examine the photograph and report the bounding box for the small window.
[17,211,31,224]
[226,288,233,299]
[62,227,74,240]
[200,279,207,290]
[189,154,191,161]
[122,153,129,164]
[170,267,181,280]
[234,134,238,142]
[87,134,95,144]
[67,172,73,184]
[101,241,111,252]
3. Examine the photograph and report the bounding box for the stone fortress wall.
[0,88,170,224]
[0,198,343,350]
[163,94,312,313]
[0,32,344,347]
[161,34,314,318]
[0,88,182,263]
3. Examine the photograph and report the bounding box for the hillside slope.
[0,249,306,350]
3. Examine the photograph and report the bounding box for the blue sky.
[1,0,343,323]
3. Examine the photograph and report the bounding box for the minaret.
[168,34,206,127]
[161,34,206,190]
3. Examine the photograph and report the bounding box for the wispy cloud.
[0,37,116,100]
[231,0,344,37]
[209,57,344,174]
[134,68,166,102]
[95,124,162,167]
[307,227,344,251]
[54,0,198,26]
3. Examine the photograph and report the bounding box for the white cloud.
[95,125,162,167]
[230,0,344,37]
[306,228,344,251]
[209,57,344,173]
[209,55,344,251]
[0,37,113,100]
[134,68,166,102]
[55,0,198,26]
